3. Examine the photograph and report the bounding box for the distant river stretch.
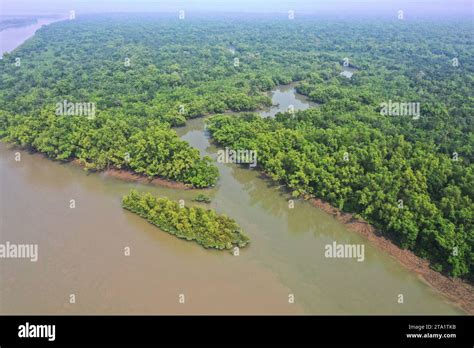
[0,16,66,57]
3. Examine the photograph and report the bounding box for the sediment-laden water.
[0,85,463,314]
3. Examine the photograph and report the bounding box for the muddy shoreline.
[70,156,194,190]
[5,143,200,190]
[101,168,190,189]
[307,196,474,314]
[74,162,191,190]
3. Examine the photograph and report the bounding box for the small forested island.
[122,190,249,249]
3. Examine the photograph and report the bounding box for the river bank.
[252,160,474,314]
[308,197,474,314]
[102,168,190,189]
[3,146,194,190]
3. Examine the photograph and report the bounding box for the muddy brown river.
[0,84,463,314]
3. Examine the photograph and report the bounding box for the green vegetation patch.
[193,193,212,203]
[122,190,249,250]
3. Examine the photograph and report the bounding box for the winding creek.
[0,82,464,314]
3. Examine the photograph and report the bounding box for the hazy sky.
[1,0,472,17]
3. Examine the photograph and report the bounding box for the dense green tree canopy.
[122,190,249,250]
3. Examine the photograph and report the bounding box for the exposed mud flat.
[68,158,190,189]
[102,168,190,190]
